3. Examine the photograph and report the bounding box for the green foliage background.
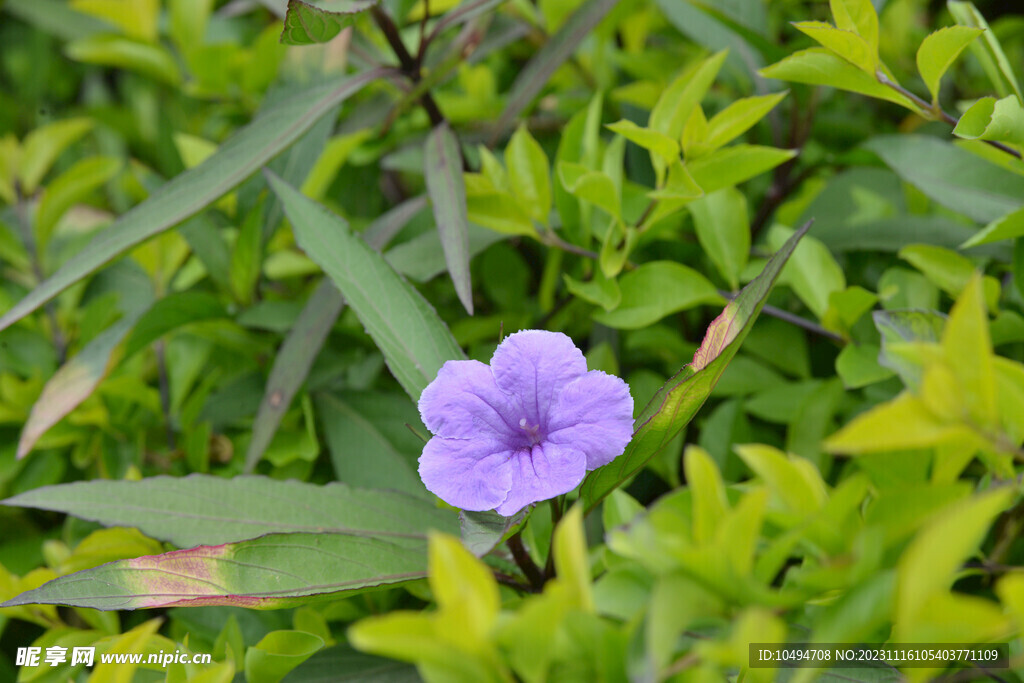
[0,0,1023,680]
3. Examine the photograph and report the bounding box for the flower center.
[518,417,543,446]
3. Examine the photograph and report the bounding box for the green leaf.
[246,631,324,683]
[497,0,618,129]
[281,0,377,45]
[18,117,94,194]
[281,644,419,683]
[948,1,1024,105]
[386,222,505,282]
[916,26,984,104]
[244,281,341,472]
[898,244,999,308]
[169,0,214,51]
[649,50,728,142]
[646,160,704,201]
[267,171,465,401]
[0,531,430,610]
[463,185,537,237]
[34,156,122,253]
[961,205,1024,248]
[760,48,918,109]
[835,344,895,388]
[689,187,750,290]
[605,120,679,164]
[425,123,474,314]
[557,162,620,219]
[769,224,846,319]
[581,221,811,512]
[563,271,621,312]
[865,134,1024,223]
[65,35,182,85]
[2,474,457,547]
[792,21,876,74]
[953,95,1024,146]
[830,0,879,56]
[0,70,382,335]
[316,393,426,498]
[687,145,797,194]
[230,199,265,307]
[122,291,226,359]
[506,125,552,225]
[459,508,528,557]
[592,261,723,330]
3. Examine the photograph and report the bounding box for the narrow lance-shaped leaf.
[245,280,344,472]
[0,532,429,611]
[580,220,813,513]
[267,172,465,401]
[0,69,383,334]
[244,196,428,473]
[496,0,618,131]
[1,474,458,548]
[424,123,473,315]
[17,315,140,459]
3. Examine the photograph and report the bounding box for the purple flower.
[417,330,634,516]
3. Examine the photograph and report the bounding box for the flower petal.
[547,370,634,469]
[418,360,522,439]
[418,437,514,511]
[494,443,586,516]
[490,330,587,428]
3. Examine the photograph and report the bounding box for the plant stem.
[718,289,845,343]
[507,531,545,590]
[370,5,447,129]
[876,71,1022,160]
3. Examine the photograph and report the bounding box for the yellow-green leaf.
[830,0,879,56]
[552,505,593,612]
[506,125,552,225]
[66,35,181,86]
[916,26,984,104]
[961,205,1024,248]
[649,50,728,141]
[760,48,918,110]
[684,445,728,544]
[942,273,997,427]
[896,488,1013,627]
[824,392,979,454]
[34,156,121,253]
[557,161,620,219]
[733,444,827,517]
[700,92,788,154]
[793,21,876,74]
[605,119,679,164]
[18,118,94,194]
